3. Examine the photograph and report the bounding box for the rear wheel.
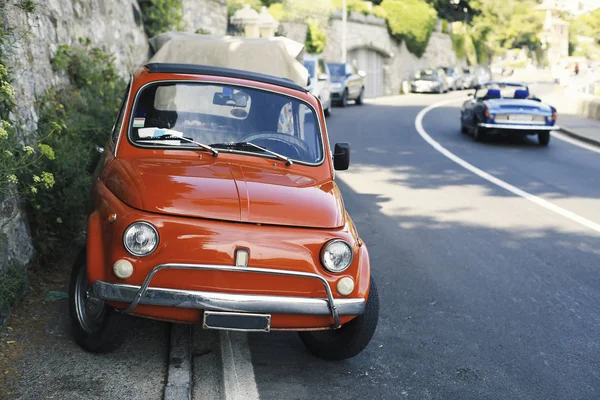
[473,125,485,142]
[538,131,550,146]
[69,248,127,353]
[298,277,379,361]
[324,103,332,117]
[340,89,349,107]
[355,88,364,105]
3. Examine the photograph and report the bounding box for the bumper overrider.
[93,263,366,329]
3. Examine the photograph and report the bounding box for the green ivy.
[305,21,326,54]
[380,0,438,58]
[25,41,126,263]
[138,0,184,38]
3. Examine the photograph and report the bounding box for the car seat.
[514,89,529,99]
[484,89,501,100]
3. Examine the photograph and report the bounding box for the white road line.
[415,97,600,234]
[553,131,600,154]
[219,332,260,400]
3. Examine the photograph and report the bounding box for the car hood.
[104,157,344,229]
[484,99,553,114]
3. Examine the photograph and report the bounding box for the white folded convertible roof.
[148,33,309,87]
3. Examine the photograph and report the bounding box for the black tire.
[298,277,379,361]
[538,132,550,146]
[355,88,364,105]
[340,89,349,108]
[473,124,485,142]
[69,248,127,353]
[460,120,468,134]
[324,104,331,117]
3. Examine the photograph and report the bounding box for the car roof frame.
[145,63,309,92]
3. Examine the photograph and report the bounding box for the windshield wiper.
[212,141,293,166]
[137,134,218,157]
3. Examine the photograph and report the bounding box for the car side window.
[111,83,130,143]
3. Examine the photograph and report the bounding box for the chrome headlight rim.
[122,221,159,257]
[320,239,354,273]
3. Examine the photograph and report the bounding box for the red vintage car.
[68,60,379,360]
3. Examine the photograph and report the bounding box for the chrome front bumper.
[478,123,560,131]
[93,263,366,329]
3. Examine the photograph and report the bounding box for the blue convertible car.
[460,82,559,146]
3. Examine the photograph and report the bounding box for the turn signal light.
[484,107,490,118]
[552,111,557,120]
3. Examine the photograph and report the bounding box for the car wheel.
[355,88,364,105]
[69,248,128,353]
[324,103,332,117]
[460,120,468,134]
[298,277,379,361]
[538,131,550,146]
[473,125,485,142]
[341,89,349,108]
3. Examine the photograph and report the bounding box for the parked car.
[475,66,491,85]
[69,60,379,360]
[462,67,477,89]
[327,62,366,107]
[304,54,333,116]
[460,82,559,145]
[442,66,465,90]
[410,68,449,93]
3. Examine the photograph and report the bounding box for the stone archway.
[347,46,389,98]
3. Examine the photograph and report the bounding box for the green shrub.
[380,0,438,58]
[372,5,387,19]
[25,42,126,263]
[0,259,29,316]
[138,0,183,37]
[305,21,327,54]
[226,0,262,17]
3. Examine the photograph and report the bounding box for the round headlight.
[321,239,353,273]
[123,222,159,256]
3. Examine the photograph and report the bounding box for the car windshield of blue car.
[303,61,316,77]
[129,82,323,164]
[328,63,346,78]
[475,84,529,100]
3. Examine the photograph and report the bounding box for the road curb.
[558,127,600,148]
[164,324,192,400]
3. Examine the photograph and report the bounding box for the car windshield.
[443,67,454,75]
[129,82,323,164]
[327,63,346,77]
[475,84,529,100]
[303,61,316,77]
[414,70,438,81]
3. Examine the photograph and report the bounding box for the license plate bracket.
[203,311,271,332]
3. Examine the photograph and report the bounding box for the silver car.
[304,54,333,117]
[327,62,366,107]
[410,69,449,93]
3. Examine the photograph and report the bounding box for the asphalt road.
[3,89,599,400]
[248,91,600,399]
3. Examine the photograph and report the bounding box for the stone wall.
[181,0,227,35]
[279,21,308,45]
[301,11,458,96]
[0,0,227,274]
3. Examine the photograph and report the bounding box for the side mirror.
[333,143,350,171]
[318,73,329,81]
[96,146,104,154]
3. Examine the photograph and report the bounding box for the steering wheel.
[239,132,313,160]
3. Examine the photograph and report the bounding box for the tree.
[380,0,438,58]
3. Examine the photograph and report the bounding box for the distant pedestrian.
[574,63,579,75]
